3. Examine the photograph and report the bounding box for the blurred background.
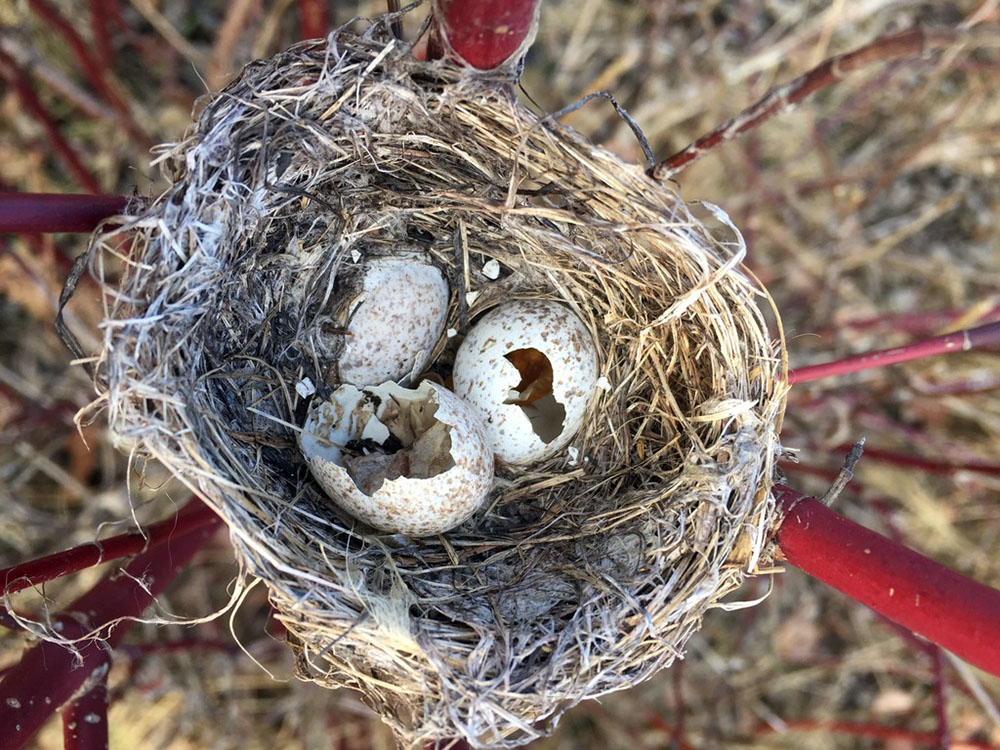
[1,1,998,747]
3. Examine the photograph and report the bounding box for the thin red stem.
[787,321,1000,384]
[913,371,1000,396]
[774,486,1000,678]
[0,50,102,193]
[932,647,951,749]
[671,661,687,748]
[650,27,967,180]
[644,712,694,750]
[429,0,540,70]
[88,0,114,70]
[1,497,216,596]
[755,719,993,747]
[25,0,132,120]
[63,676,109,750]
[833,444,1000,479]
[121,638,235,657]
[297,0,330,40]
[828,302,1000,337]
[0,513,221,747]
[0,192,131,234]
[0,381,77,433]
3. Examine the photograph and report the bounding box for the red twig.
[297,0,330,40]
[1,497,217,596]
[429,0,541,70]
[0,50,102,194]
[25,0,133,123]
[912,371,1000,396]
[774,485,1000,677]
[671,661,687,748]
[787,321,1000,384]
[0,192,131,234]
[650,27,967,180]
[121,638,235,658]
[932,646,951,749]
[755,718,994,747]
[644,711,694,750]
[829,302,1000,337]
[63,676,109,750]
[88,0,114,71]
[833,444,1000,479]
[0,512,222,747]
[0,380,77,434]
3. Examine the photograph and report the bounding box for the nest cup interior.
[91,19,787,749]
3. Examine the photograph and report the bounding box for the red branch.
[833,444,1000,479]
[826,302,1000,337]
[297,0,330,40]
[88,0,114,70]
[0,50,102,194]
[63,676,108,750]
[1,497,217,596]
[774,485,1000,677]
[429,0,541,70]
[787,321,1000,384]
[650,27,966,180]
[755,718,994,747]
[0,511,222,747]
[0,192,132,234]
[25,0,133,122]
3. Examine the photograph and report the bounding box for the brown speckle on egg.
[335,255,449,387]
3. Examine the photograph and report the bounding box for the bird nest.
[81,17,788,750]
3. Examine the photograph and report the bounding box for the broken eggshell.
[334,254,449,387]
[452,299,599,465]
[299,380,494,536]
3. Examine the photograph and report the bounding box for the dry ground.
[1,1,999,748]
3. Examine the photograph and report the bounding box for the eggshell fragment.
[336,255,449,387]
[300,381,494,536]
[452,299,599,464]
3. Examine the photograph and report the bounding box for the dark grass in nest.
[82,17,787,749]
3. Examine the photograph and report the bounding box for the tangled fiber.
[82,14,788,748]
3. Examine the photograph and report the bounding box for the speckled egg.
[299,380,494,536]
[335,255,449,387]
[452,299,599,465]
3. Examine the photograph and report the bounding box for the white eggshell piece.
[337,255,449,387]
[300,381,494,536]
[452,299,599,465]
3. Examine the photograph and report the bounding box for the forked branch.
[0,497,215,596]
[0,510,221,747]
[650,26,992,181]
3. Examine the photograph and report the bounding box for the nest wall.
[88,20,787,749]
